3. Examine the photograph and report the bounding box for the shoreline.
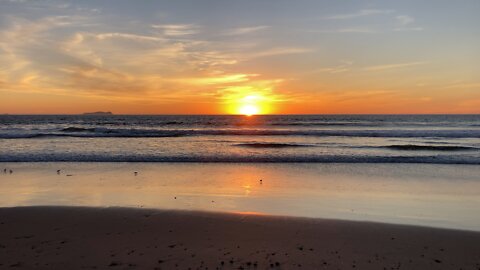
[3,161,480,164]
[1,206,479,269]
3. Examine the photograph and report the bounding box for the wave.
[385,145,478,151]
[2,127,480,139]
[270,122,381,127]
[1,153,480,164]
[234,143,314,148]
[61,127,95,132]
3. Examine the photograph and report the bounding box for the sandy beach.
[1,206,479,269]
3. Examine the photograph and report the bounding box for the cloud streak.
[151,24,200,36]
[364,61,428,71]
[325,9,393,20]
[310,61,353,74]
[308,27,377,34]
[247,47,313,58]
[394,15,424,31]
[396,15,415,26]
[226,25,270,35]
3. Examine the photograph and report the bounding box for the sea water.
[1,114,479,163]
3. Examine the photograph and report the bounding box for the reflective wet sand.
[1,162,479,231]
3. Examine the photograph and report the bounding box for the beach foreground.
[2,163,480,231]
[0,207,479,269]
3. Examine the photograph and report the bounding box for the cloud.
[309,27,377,34]
[396,15,414,26]
[364,61,427,71]
[247,47,313,58]
[0,12,296,106]
[181,73,255,85]
[0,15,88,90]
[310,61,353,74]
[394,15,424,31]
[225,25,270,35]
[324,10,423,33]
[324,9,393,20]
[151,24,200,36]
[94,33,164,42]
[0,16,217,97]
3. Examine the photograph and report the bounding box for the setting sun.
[225,92,274,115]
[239,104,259,116]
[235,95,266,115]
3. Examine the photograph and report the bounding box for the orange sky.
[0,1,479,114]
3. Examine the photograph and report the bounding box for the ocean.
[1,114,479,163]
[1,114,480,230]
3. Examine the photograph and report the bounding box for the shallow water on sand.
[1,163,479,231]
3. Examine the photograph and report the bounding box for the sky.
[0,0,479,114]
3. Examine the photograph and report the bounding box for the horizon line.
[1,113,479,116]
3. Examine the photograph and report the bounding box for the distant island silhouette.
[82,111,113,115]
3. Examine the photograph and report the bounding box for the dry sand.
[0,206,479,270]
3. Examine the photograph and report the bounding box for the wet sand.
[0,206,479,269]
[2,163,480,231]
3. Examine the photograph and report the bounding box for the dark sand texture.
[0,207,479,269]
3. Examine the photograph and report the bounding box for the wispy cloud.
[0,11,296,106]
[310,61,353,74]
[324,10,423,33]
[364,61,427,71]
[226,25,269,35]
[151,24,200,36]
[396,15,414,26]
[247,47,313,58]
[394,15,424,31]
[309,27,377,34]
[181,73,255,85]
[0,16,226,97]
[325,9,393,20]
[94,33,164,42]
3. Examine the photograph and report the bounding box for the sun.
[224,90,273,115]
[239,104,259,116]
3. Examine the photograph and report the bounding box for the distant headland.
[82,111,113,115]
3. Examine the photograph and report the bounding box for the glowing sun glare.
[239,104,259,116]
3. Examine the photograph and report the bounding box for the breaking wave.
[384,145,477,151]
[1,127,480,139]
